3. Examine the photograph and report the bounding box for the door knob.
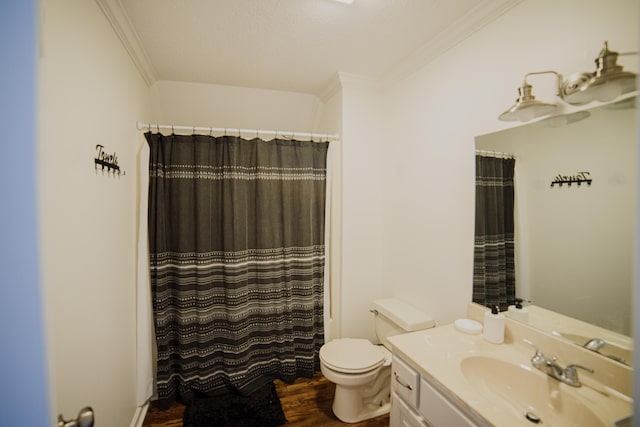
[57,406,94,427]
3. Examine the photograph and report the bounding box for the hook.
[171,125,175,134]
[209,127,213,137]
[193,125,196,134]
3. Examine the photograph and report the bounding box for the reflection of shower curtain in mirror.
[146,132,329,407]
[473,155,515,311]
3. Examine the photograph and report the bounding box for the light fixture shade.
[561,42,637,105]
[499,83,557,122]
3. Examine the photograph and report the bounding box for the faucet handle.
[564,364,594,386]
[523,339,547,366]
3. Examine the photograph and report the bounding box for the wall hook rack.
[550,171,591,188]
[95,144,125,177]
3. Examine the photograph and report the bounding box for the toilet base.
[330,365,391,423]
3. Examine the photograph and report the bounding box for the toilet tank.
[371,298,435,350]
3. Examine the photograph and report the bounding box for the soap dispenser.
[507,298,529,322]
[484,305,505,344]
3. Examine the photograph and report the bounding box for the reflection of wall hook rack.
[95,144,125,177]
[550,171,591,188]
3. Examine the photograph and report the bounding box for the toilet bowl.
[319,298,434,423]
[320,338,392,423]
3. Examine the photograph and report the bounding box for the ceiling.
[109,0,521,95]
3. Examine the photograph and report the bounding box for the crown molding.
[94,0,157,87]
[318,73,342,103]
[381,0,524,88]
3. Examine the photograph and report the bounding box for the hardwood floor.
[142,372,389,427]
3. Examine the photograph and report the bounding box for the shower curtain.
[145,132,329,407]
[473,155,516,311]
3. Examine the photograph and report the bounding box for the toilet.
[319,298,434,423]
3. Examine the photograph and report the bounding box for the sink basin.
[460,356,604,427]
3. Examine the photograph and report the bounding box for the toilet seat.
[320,338,386,374]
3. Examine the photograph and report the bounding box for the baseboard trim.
[130,403,149,427]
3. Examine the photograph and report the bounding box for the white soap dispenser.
[507,298,529,322]
[484,305,505,344]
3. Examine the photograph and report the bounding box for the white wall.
[477,104,636,335]
[149,80,321,133]
[377,0,638,328]
[338,74,387,341]
[39,0,151,425]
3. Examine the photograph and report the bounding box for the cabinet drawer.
[391,392,429,427]
[419,378,476,427]
[392,357,420,407]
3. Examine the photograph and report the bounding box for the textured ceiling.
[118,0,515,94]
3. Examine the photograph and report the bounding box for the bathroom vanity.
[388,304,633,427]
[391,353,478,426]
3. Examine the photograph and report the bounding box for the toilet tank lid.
[371,298,435,331]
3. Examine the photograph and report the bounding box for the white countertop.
[388,323,632,427]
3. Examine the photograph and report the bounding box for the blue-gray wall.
[0,0,50,425]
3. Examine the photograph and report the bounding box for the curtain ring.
[156,124,160,133]
[209,127,213,137]
[171,125,175,134]
[193,125,196,135]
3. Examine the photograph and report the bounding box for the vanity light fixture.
[498,71,561,122]
[499,41,638,122]
[561,41,637,105]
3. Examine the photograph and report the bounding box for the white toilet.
[319,298,434,423]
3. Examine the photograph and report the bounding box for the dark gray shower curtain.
[473,155,516,311]
[146,132,329,406]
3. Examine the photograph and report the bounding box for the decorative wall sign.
[95,144,125,177]
[550,171,591,188]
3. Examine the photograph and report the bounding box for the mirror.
[474,96,637,366]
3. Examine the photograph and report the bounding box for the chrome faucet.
[584,338,606,352]
[524,339,594,387]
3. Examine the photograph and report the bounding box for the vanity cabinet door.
[418,378,477,427]
[392,356,420,407]
[391,392,429,427]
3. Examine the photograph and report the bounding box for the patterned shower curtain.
[145,132,329,407]
[472,155,516,311]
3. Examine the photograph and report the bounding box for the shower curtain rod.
[136,121,339,141]
[475,149,516,159]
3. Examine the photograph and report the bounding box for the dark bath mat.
[183,382,287,427]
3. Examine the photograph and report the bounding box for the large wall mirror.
[474,95,637,366]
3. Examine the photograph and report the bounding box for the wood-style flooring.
[142,372,389,427]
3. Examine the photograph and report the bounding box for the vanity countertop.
[388,323,632,427]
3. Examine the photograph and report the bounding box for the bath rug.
[182,381,287,427]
